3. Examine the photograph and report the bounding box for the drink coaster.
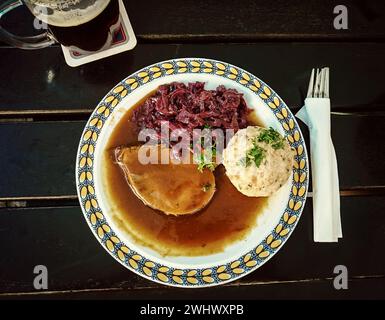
[61,0,137,67]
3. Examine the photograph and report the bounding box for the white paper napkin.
[296,98,342,242]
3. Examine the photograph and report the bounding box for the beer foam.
[27,0,111,27]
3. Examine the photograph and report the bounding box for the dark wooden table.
[1,0,385,300]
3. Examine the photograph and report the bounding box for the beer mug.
[0,0,120,52]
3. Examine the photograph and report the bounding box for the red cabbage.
[132,82,250,140]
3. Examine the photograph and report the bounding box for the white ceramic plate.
[76,58,309,287]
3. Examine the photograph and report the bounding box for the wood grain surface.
[0,43,385,111]
[1,196,384,298]
[1,0,385,42]
[0,0,384,300]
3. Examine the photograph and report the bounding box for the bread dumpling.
[223,126,294,197]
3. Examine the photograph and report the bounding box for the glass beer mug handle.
[0,0,56,49]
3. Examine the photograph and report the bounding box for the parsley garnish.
[239,139,266,168]
[271,140,284,150]
[258,127,284,150]
[195,145,216,172]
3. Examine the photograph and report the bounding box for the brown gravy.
[103,99,268,256]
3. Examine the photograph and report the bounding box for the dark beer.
[49,0,119,52]
[29,0,120,52]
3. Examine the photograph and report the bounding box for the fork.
[307,67,329,99]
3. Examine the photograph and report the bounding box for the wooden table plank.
[1,113,385,198]
[1,0,385,42]
[0,45,177,111]
[0,121,84,197]
[2,277,384,299]
[127,0,385,42]
[0,43,385,111]
[0,196,384,296]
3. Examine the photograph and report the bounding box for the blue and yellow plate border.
[76,58,309,287]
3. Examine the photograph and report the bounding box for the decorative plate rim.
[75,57,309,288]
